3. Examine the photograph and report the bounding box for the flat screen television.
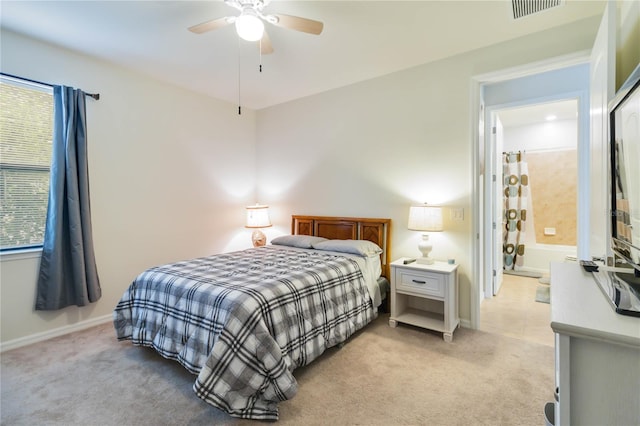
[603,63,640,317]
[610,64,640,274]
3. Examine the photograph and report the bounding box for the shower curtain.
[503,151,529,271]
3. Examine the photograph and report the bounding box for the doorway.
[488,99,580,297]
[470,2,615,330]
[471,58,591,327]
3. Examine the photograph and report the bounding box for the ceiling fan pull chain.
[238,38,242,115]
[259,39,263,73]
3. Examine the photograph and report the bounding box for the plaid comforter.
[113,245,374,420]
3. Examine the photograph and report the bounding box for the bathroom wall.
[526,149,577,246]
[501,111,579,272]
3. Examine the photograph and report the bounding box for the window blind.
[0,77,53,250]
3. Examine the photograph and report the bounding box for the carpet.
[1,314,555,425]
[536,285,550,304]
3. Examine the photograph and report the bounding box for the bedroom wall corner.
[254,16,601,327]
[616,0,640,89]
[0,29,259,348]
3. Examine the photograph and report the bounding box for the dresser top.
[550,262,640,348]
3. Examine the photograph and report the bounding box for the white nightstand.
[389,258,460,342]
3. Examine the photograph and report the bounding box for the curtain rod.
[0,72,100,100]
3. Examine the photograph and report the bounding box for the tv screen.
[610,64,640,275]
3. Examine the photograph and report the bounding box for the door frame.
[470,51,590,329]
[484,97,583,298]
[489,114,504,296]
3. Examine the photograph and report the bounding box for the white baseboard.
[459,318,472,329]
[0,314,476,351]
[0,314,113,353]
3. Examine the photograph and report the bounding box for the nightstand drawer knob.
[412,279,426,284]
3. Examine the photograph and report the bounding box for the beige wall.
[0,30,258,347]
[0,14,603,347]
[528,150,578,246]
[617,0,640,89]
[256,17,601,325]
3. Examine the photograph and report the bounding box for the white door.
[588,0,615,262]
[482,105,493,299]
[492,117,504,295]
[478,100,486,304]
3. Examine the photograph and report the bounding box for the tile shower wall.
[526,149,577,246]
[501,111,579,272]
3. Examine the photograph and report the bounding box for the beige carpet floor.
[1,313,554,425]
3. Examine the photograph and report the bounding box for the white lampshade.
[235,9,264,41]
[408,205,443,232]
[246,204,271,248]
[245,204,272,228]
[408,205,443,264]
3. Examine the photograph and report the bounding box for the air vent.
[511,0,564,19]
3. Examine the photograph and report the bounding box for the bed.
[113,215,391,420]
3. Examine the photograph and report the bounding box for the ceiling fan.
[188,0,324,54]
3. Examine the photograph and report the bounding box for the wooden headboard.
[291,215,392,279]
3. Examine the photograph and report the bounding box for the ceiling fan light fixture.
[235,9,264,41]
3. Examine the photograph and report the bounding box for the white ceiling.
[1,1,606,110]
[498,99,578,127]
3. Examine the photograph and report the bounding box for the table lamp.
[408,204,443,264]
[246,204,272,247]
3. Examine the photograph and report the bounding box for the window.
[0,75,53,251]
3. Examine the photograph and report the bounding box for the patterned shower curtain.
[503,151,529,271]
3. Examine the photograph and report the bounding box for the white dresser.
[550,262,640,425]
[388,259,459,342]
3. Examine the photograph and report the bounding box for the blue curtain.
[35,86,101,310]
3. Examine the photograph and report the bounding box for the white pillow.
[312,239,383,257]
[271,235,328,249]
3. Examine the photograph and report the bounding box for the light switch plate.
[451,208,464,221]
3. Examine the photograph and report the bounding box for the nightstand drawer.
[395,269,445,298]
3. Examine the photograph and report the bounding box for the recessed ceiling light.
[546,115,557,121]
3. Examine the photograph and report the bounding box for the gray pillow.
[271,235,328,249]
[312,239,383,257]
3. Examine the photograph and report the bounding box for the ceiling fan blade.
[271,14,323,35]
[188,16,233,34]
[260,31,274,55]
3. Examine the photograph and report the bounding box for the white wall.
[256,17,601,324]
[503,119,578,153]
[0,14,602,347]
[617,0,640,89]
[0,30,257,348]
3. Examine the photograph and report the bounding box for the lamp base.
[416,233,434,265]
[252,229,267,247]
[416,256,435,265]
